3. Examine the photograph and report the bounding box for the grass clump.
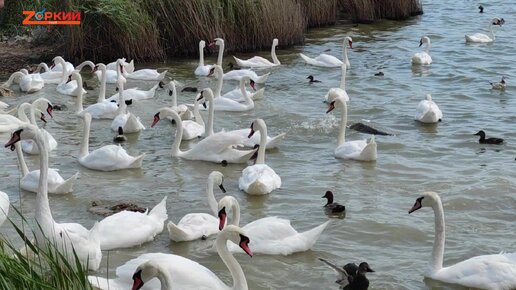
[299,0,338,28]
[339,0,423,23]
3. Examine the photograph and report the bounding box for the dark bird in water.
[124,99,133,106]
[319,258,375,290]
[52,103,67,111]
[374,71,384,77]
[474,130,504,144]
[478,5,484,13]
[349,123,392,136]
[307,75,321,83]
[490,76,506,90]
[322,191,346,217]
[227,62,241,71]
[181,87,198,92]
[114,127,127,143]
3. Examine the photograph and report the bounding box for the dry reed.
[340,0,423,23]
[299,0,338,27]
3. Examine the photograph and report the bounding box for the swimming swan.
[412,36,432,65]
[415,94,442,123]
[234,38,281,68]
[465,17,504,43]
[300,37,352,68]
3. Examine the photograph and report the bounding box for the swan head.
[197,88,215,104]
[199,40,206,49]
[51,56,65,66]
[344,37,353,49]
[248,119,266,138]
[131,260,162,290]
[209,171,226,193]
[272,38,279,46]
[408,192,441,214]
[217,195,236,230]
[4,124,40,150]
[425,94,433,101]
[419,36,431,47]
[151,107,180,128]
[32,98,54,119]
[223,225,253,257]
[166,80,177,95]
[20,68,29,75]
[93,63,106,73]
[207,65,223,77]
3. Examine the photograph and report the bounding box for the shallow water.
[1,0,515,289]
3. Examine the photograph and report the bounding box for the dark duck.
[322,191,346,217]
[474,130,504,144]
[307,75,321,83]
[320,258,375,290]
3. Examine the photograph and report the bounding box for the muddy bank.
[0,40,57,79]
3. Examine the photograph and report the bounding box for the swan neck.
[98,67,107,102]
[337,99,347,146]
[171,83,178,107]
[241,79,253,106]
[340,65,347,90]
[206,94,215,136]
[193,99,204,127]
[5,72,23,86]
[216,231,248,290]
[34,130,54,229]
[217,42,224,66]
[425,42,431,54]
[29,103,38,125]
[489,23,496,40]
[256,123,267,164]
[230,198,241,227]
[115,86,127,115]
[37,63,50,73]
[169,110,183,156]
[156,266,173,290]
[75,89,84,114]
[431,199,445,273]
[215,68,223,98]
[80,116,90,158]
[199,43,205,66]
[343,45,349,66]
[17,103,31,124]
[15,142,29,177]
[207,177,218,216]
[271,42,280,65]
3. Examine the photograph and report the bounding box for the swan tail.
[266,133,286,149]
[360,137,377,161]
[296,220,331,249]
[166,222,191,242]
[129,153,146,169]
[127,59,135,73]
[299,53,313,64]
[149,196,168,224]
[54,172,79,194]
[233,56,246,67]
[158,70,167,81]
[250,88,265,100]
[255,73,270,84]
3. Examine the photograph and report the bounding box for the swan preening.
[412,36,432,65]
[409,192,516,290]
[415,94,442,123]
[4,125,102,271]
[326,92,377,161]
[88,225,253,290]
[218,195,330,255]
[465,17,504,43]
[300,37,352,67]
[234,38,281,68]
[167,171,226,242]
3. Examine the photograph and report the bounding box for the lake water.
[1,0,515,289]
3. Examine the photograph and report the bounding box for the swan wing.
[81,145,139,171]
[465,33,492,43]
[235,56,275,68]
[168,213,219,241]
[412,52,432,65]
[21,168,66,193]
[434,252,516,290]
[239,164,281,195]
[83,101,118,119]
[334,140,368,159]
[182,120,205,140]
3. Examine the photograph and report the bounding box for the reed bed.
[340,0,423,23]
[299,0,338,28]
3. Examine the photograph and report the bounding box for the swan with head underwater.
[88,225,253,290]
[151,95,257,164]
[326,92,377,161]
[238,119,281,195]
[197,88,286,149]
[324,63,350,103]
[415,94,442,123]
[167,171,227,242]
[210,37,270,83]
[234,38,281,68]
[79,112,145,171]
[300,36,352,68]
[110,70,146,134]
[218,195,330,255]
[412,36,432,65]
[408,192,516,290]
[465,17,504,43]
[4,124,102,270]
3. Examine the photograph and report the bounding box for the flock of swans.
[0,12,515,290]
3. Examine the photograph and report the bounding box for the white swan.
[234,38,280,68]
[222,76,265,102]
[151,104,256,164]
[50,56,74,72]
[210,37,270,83]
[0,98,50,133]
[415,94,442,123]
[198,89,285,149]
[88,225,252,290]
[300,36,352,68]
[110,72,145,133]
[3,70,44,93]
[79,113,145,171]
[98,197,167,250]
[207,66,254,112]
[324,64,350,102]
[0,191,9,226]
[14,141,78,194]
[326,93,377,161]
[164,80,193,120]
[122,65,166,81]
[194,40,213,76]
[19,99,57,155]
[54,57,89,96]
[107,82,159,102]
[465,17,504,43]
[107,58,135,73]
[239,119,281,195]
[173,94,204,140]
[412,36,432,65]
[219,195,330,255]
[76,65,119,119]
[408,191,516,290]
[4,125,102,270]
[167,171,226,242]
[35,62,62,84]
